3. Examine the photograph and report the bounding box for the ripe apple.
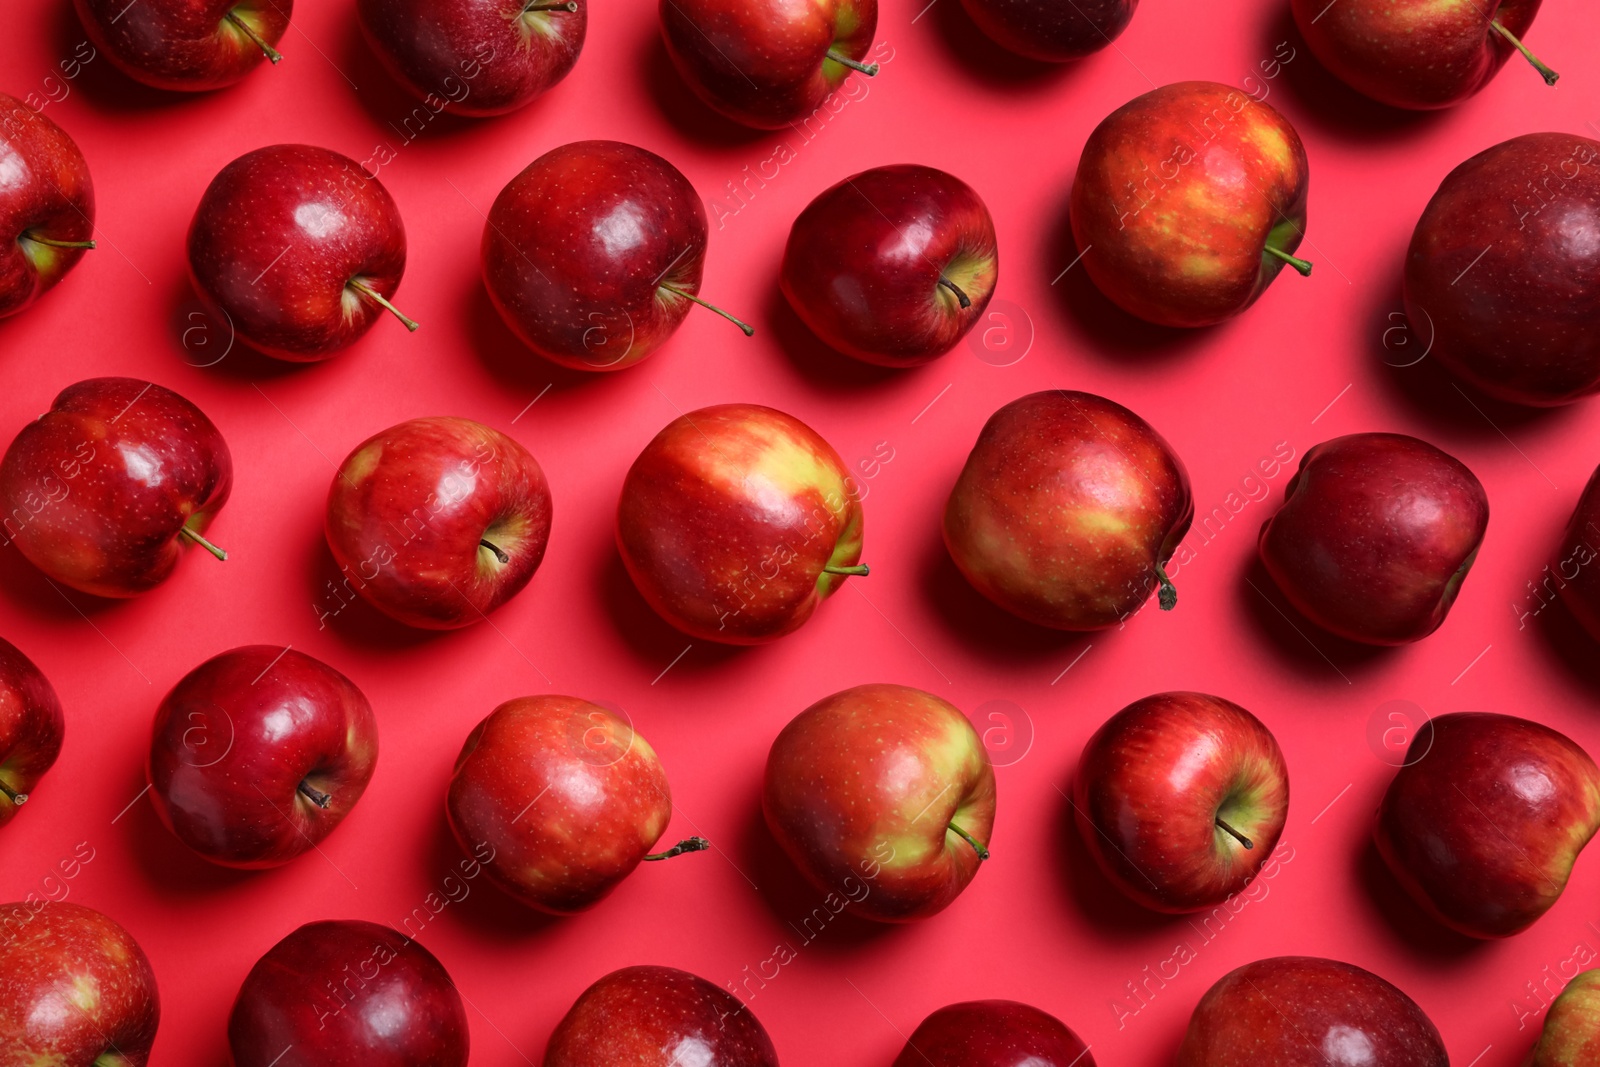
[616,403,865,644]
[483,140,750,372]
[1375,712,1600,939]
[958,0,1136,61]
[944,390,1192,630]
[894,1000,1094,1066]
[188,144,415,361]
[780,164,998,366]
[0,94,95,320]
[1555,464,1600,642]
[1074,692,1288,913]
[1291,0,1556,110]
[1405,133,1600,406]
[1178,956,1447,1066]
[1527,968,1600,1066]
[147,645,378,869]
[763,683,996,922]
[1070,81,1312,328]
[658,0,879,129]
[358,0,585,116]
[0,902,160,1064]
[0,637,64,827]
[229,920,468,1066]
[73,0,290,91]
[0,376,233,598]
[1258,433,1488,645]
[544,965,778,1066]
[325,417,553,630]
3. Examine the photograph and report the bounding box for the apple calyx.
[224,10,284,64]
[658,283,755,336]
[642,836,712,861]
[21,232,97,251]
[479,538,511,564]
[937,277,972,309]
[348,279,420,332]
[1155,562,1177,610]
[1214,816,1254,850]
[0,780,28,806]
[947,821,990,861]
[825,49,880,77]
[1490,20,1560,86]
[1264,245,1313,277]
[297,780,333,809]
[824,564,869,576]
[179,524,229,562]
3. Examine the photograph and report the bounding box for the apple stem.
[297,781,332,809]
[1490,21,1559,85]
[1215,816,1254,850]
[523,0,579,10]
[937,277,971,309]
[0,781,28,806]
[348,280,420,332]
[947,821,990,861]
[24,233,96,250]
[643,836,711,861]
[179,524,228,562]
[225,11,283,64]
[826,49,880,76]
[824,564,869,576]
[479,538,510,564]
[659,284,755,337]
[1264,245,1313,277]
[1155,561,1177,611]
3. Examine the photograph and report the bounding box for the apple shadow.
[121,762,263,899]
[165,277,309,384]
[639,33,771,150]
[425,809,567,940]
[597,550,747,675]
[302,517,445,652]
[48,2,200,116]
[0,542,127,621]
[1355,837,1486,959]
[762,281,916,393]
[1529,574,1600,695]
[1052,779,1194,938]
[924,0,1090,93]
[461,278,615,398]
[1235,554,1390,684]
[336,17,507,142]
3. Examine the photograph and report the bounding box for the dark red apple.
[1405,133,1600,406]
[1074,692,1288,913]
[0,637,64,827]
[944,390,1192,630]
[1071,81,1312,327]
[959,0,1136,62]
[617,403,865,644]
[0,901,160,1064]
[358,0,585,116]
[544,965,778,1066]
[188,144,415,361]
[229,920,468,1066]
[1527,968,1600,1066]
[1258,433,1488,645]
[894,1000,1094,1066]
[781,164,998,366]
[1376,712,1600,939]
[659,0,879,129]
[0,377,232,597]
[74,0,290,91]
[0,94,95,320]
[1555,463,1600,641]
[483,140,750,372]
[1178,957,1447,1066]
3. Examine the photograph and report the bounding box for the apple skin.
[228,920,468,1067]
[1375,712,1600,939]
[0,901,160,1065]
[893,1000,1094,1067]
[325,417,553,630]
[1404,133,1600,406]
[957,0,1136,62]
[73,0,291,91]
[1258,433,1488,645]
[1178,956,1447,1066]
[1070,81,1311,328]
[659,0,877,130]
[0,637,64,828]
[617,403,865,644]
[147,645,378,869]
[1074,692,1288,914]
[1526,968,1600,1066]
[0,94,95,320]
[944,390,1192,630]
[358,0,585,116]
[780,164,999,366]
[188,144,412,361]
[1555,464,1600,642]
[544,965,778,1066]
[0,377,233,598]
[764,684,996,923]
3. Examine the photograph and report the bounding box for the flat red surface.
[3,0,1599,1063]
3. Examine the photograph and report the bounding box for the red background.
[3,0,1600,1063]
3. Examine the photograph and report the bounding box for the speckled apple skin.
[0,637,64,828]
[958,0,1136,61]
[893,1000,1096,1067]
[1555,462,1600,642]
[74,0,292,91]
[0,93,95,319]
[1528,968,1600,1066]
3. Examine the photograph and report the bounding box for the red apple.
[1555,463,1600,641]
[147,645,378,869]
[1074,692,1288,913]
[229,920,468,1066]
[0,637,64,827]
[1375,712,1600,939]
[780,164,998,366]
[483,140,750,372]
[325,417,552,630]
[0,901,160,1064]
[0,94,95,320]
[659,0,879,130]
[1178,957,1447,1066]
[894,1000,1094,1066]
[358,0,585,116]
[1258,433,1488,645]
[1526,968,1600,1066]
[958,0,1136,61]
[188,144,415,361]
[616,403,865,644]
[1070,81,1312,327]
[764,683,995,922]
[544,965,778,1066]
[0,377,232,598]
[1291,0,1555,110]
[1405,133,1600,406]
[943,390,1192,630]
[73,0,290,91]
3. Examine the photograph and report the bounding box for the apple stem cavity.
[225,10,283,64]
[824,564,870,576]
[659,283,755,336]
[179,524,228,562]
[23,233,96,251]
[1490,21,1559,85]
[825,49,880,76]
[348,280,420,332]
[937,277,972,309]
[297,780,333,809]
[947,820,990,861]
[479,538,510,564]
[1215,816,1254,850]
[643,836,712,861]
[1264,245,1313,277]
[0,781,28,806]
[1155,562,1177,611]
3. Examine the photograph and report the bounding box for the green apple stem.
[297,781,332,809]
[643,836,711,861]
[947,821,990,861]
[659,284,754,337]
[225,11,283,64]
[826,49,880,76]
[523,0,579,9]
[179,524,228,562]
[23,233,96,250]
[1155,561,1177,611]
[1215,816,1254,849]
[348,280,420,332]
[0,780,28,806]
[1490,21,1559,85]
[1264,245,1313,276]
[937,277,972,309]
[479,538,510,564]
[824,564,870,576]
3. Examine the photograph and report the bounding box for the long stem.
[349,280,420,332]
[1490,21,1559,85]
[479,538,510,564]
[825,49,879,76]
[824,564,869,576]
[24,233,96,250]
[1264,245,1313,277]
[298,781,332,809]
[643,836,710,861]
[224,11,283,64]
[0,781,28,806]
[179,524,228,562]
[659,284,754,336]
[523,0,578,10]
[937,277,971,308]
[948,821,990,861]
[1215,817,1254,849]
[1155,561,1177,611]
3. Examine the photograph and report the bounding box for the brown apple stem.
[1264,245,1313,277]
[0,781,28,806]
[225,11,283,64]
[479,538,510,564]
[179,524,228,562]
[348,280,420,332]
[947,821,990,861]
[643,836,711,861]
[826,49,880,76]
[523,0,579,10]
[24,233,96,250]
[1490,21,1559,85]
[1155,561,1177,610]
[1215,817,1254,849]
[297,781,332,809]
[937,277,971,309]
[659,284,755,336]
[824,564,869,576]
